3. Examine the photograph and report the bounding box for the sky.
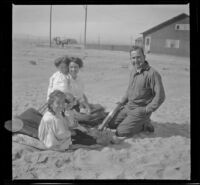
[13,4,189,45]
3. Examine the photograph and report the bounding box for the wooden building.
[135,37,143,47]
[141,13,190,57]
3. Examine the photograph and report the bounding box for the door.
[145,36,151,53]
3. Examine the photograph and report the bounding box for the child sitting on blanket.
[39,90,120,151]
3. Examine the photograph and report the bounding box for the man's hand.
[86,107,92,115]
[70,130,76,136]
[116,102,124,110]
[116,101,126,107]
[116,101,122,106]
[145,106,152,114]
[83,105,92,115]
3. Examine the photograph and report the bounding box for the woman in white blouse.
[67,57,92,114]
[39,90,98,151]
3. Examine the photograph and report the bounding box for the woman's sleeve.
[47,76,54,101]
[81,78,85,93]
[78,78,86,103]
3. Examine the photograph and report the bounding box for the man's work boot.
[143,121,154,133]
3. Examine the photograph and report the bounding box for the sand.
[12,38,190,179]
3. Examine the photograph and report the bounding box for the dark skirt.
[72,104,108,127]
[71,129,97,145]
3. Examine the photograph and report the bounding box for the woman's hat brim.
[4,118,24,132]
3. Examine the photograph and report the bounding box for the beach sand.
[12,39,190,179]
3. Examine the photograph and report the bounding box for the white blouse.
[47,71,69,100]
[38,111,72,151]
[66,74,85,102]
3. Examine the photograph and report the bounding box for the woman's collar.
[68,73,78,80]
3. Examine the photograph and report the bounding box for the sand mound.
[12,134,190,179]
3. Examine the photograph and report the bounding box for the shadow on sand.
[111,121,190,150]
[134,121,190,139]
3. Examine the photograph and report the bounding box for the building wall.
[143,17,190,56]
[135,38,143,47]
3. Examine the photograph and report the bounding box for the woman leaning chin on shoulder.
[67,57,92,115]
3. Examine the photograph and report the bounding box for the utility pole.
[49,5,52,47]
[84,5,88,48]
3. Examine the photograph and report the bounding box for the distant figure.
[53,37,78,48]
[106,46,165,137]
[53,37,61,45]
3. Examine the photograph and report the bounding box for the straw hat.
[4,118,24,132]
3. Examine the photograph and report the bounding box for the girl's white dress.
[47,71,85,102]
[47,71,69,100]
[38,111,72,151]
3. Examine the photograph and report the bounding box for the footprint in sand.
[162,166,183,179]
[55,159,64,168]
[54,157,71,168]
[37,156,49,164]
[13,150,23,161]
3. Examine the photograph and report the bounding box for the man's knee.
[116,122,144,137]
[107,108,127,129]
[115,125,131,137]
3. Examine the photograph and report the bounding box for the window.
[165,39,180,48]
[146,38,150,45]
[175,24,190,30]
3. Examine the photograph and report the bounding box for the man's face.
[130,49,145,70]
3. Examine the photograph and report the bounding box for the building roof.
[141,13,189,35]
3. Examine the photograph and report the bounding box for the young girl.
[39,90,119,151]
[47,55,71,100]
[39,90,73,151]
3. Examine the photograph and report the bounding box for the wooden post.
[84,5,88,48]
[50,5,52,47]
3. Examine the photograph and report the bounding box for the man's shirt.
[126,61,165,113]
